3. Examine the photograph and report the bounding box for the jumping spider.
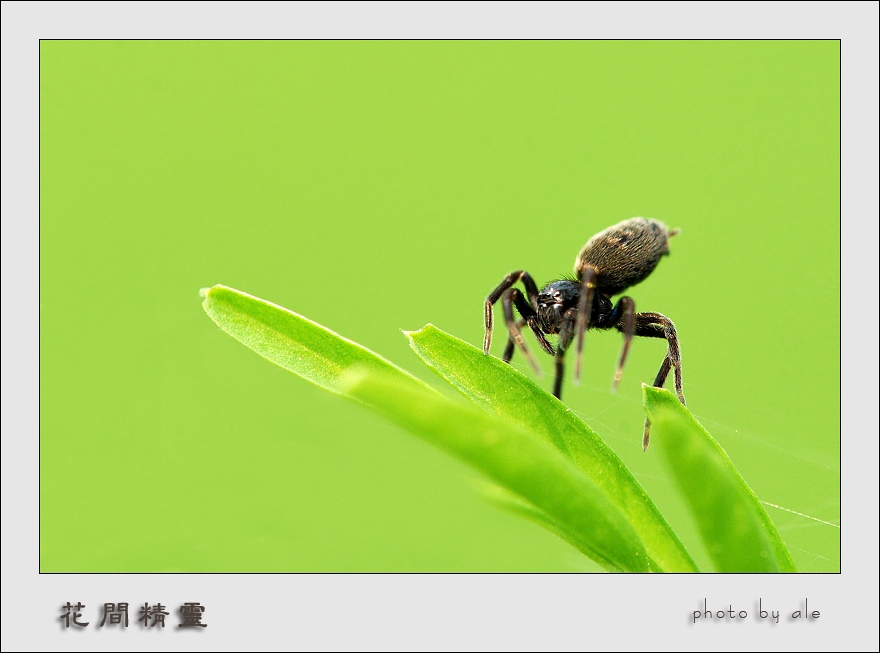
[483,217,687,450]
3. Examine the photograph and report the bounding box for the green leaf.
[643,386,797,572]
[201,285,656,571]
[342,370,657,572]
[200,284,432,397]
[406,325,698,573]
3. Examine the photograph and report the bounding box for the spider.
[483,217,687,450]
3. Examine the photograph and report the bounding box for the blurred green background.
[40,41,839,572]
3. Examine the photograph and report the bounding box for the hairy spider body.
[483,217,687,450]
[576,217,674,295]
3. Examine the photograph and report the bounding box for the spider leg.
[642,356,671,451]
[627,312,685,404]
[502,316,554,365]
[573,266,597,384]
[502,319,526,363]
[553,308,578,399]
[619,312,685,450]
[503,314,555,366]
[483,270,541,355]
[501,288,545,375]
[609,296,636,392]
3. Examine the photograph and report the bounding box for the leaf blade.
[407,325,698,572]
[643,386,797,572]
[202,285,657,571]
[342,369,658,572]
[201,284,430,396]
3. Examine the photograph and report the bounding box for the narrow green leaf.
[342,370,658,572]
[406,325,698,573]
[201,284,431,397]
[201,285,657,571]
[643,386,797,572]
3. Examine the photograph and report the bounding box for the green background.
[40,41,839,572]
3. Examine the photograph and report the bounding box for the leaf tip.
[642,384,667,402]
[402,323,437,343]
[199,284,228,301]
[199,286,219,313]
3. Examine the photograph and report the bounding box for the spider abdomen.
[575,217,677,296]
